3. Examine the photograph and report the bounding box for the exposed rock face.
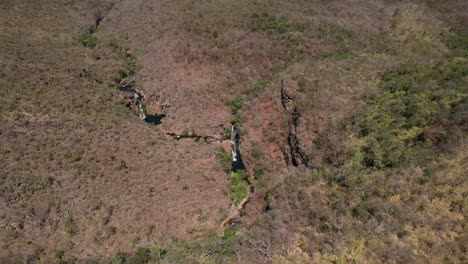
[145,96,170,116]
[280,80,309,167]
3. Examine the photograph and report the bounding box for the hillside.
[0,0,467,263]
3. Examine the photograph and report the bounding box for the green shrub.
[40,175,53,187]
[125,247,150,264]
[108,39,123,53]
[230,170,248,205]
[224,127,231,139]
[114,104,129,116]
[216,147,232,174]
[108,40,139,87]
[55,250,65,260]
[313,20,352,41]
[111,252,127,264]
[117,68,129,79]
[252,79,268,93]
[252,12,303,35]
[230,113,241,128]
[149,246,166,261]
[353,57,467,168]
[251,147,262,159]
[74,26,98,48]
[228,96,243,131]
[62,217,76,235]
[70,154,80,162]
[253,165,264,180]
[106,225,238,262]
[11,110,22,120]
[229,97,244,113]
[445,34,468,57]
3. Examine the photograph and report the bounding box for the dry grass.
[1,0,467,263]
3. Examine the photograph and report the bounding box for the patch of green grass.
[312,20,353,41]
[108,39,123,53]
[70,154,81,162]
[230,170,249,205]
[253,165,264,180]
[108,40,139,88]
[319,50,352,60]
[251,79,268,93]
[62,217,76,235]
[252,12,304,35]
[230,112,241,129]
[74,26,98,48]
[352,57,467,169]
[114,104,129,117]
[229,96,244,114]
[0,147,10,155]
[216,147,232,174]
[54,250,65,261]
[229,96,244,132]
[125,247,151,264]
[250,147,262,160]
[40,175,53,187]
[11,110,23,120]
[131,237,140,246]
[197,213,210,223]
[106,229,237,263]
[111,251,127,264]
[445,34,468,57]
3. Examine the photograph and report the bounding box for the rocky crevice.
[165,132,225,143]
[280,80,309,167]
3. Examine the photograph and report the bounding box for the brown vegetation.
[0,0,467,263]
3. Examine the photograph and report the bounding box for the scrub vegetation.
[0,0,467,263]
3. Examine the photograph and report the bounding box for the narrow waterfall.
[231,125,237,162]
[133,92,146,120]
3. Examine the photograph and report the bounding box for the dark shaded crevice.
[84,10,164,126]
[288,132,309,166]
[145,114,166,125]
[165,132,224,143]
[119,83,166,125]
[230,125,246,171]
[93,11,103,29]
[232,145,246,172]
[280,80,309,167]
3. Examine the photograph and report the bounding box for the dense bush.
[229,97,244,131]
[229,97,244,114]
[107,229,237,264]
[216,147,232,174]
[74,26,98,48]
[61,217,76,235]
[108,40,139,88]
[251,12,301,35]
[251,79,268,93]
[230,170,249,205]
[253,164,264,180]
[445,34,468,57]
[354,57,467,168]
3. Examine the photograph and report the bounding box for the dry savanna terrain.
[0,0,467,263]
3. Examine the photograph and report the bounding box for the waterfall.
[133,92,146,120]
[231,125,237,162]
[138,102,146,120]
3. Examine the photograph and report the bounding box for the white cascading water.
[231,125,237,162]
[133,92,146,120]
[138,102,146,120]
